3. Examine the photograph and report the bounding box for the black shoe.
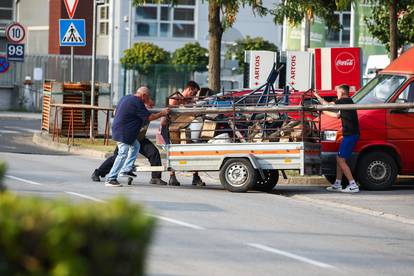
[119,171,137,178]
[105,179,122,187]
[168,175,180,186]
[192,175,205,186]
[150,178,167,185]
[91,170,100,182]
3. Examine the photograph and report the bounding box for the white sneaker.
[326,185,342,192]
[342,184,359,193]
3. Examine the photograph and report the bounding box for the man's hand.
[161,108,170,116]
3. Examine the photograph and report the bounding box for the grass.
[66,138,116,153]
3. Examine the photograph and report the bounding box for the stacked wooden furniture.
[42,81,111,137]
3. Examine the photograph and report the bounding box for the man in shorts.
[314,84,360,193]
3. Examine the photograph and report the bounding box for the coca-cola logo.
[335,52,356,73]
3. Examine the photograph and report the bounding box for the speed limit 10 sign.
[6,22,26,43]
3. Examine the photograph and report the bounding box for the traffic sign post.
[7,43,25,62]
[5,22,26,43]
[0,56,10,74]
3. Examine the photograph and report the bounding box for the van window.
[396,82,414,103]
[353,74,407,104]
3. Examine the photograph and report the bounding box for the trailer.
[133,91,322,192]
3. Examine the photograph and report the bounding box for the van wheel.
[254,170,279,192]
[220,159,257,192]
[357,152,397,190]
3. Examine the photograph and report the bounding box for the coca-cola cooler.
[313,47,362,92]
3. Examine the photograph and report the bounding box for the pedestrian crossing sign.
[59,19,86,47]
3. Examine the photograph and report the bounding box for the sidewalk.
[0,111,42,120]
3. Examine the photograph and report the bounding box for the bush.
[121,42,170,74]
[0,194,156,276]
[0,162,6,191]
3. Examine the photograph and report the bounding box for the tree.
[132,0,266,92]
[365,1,414,60]
[171,42,209,73]
[120,42,170,75]
[225,36,278,74]
[271,0,343,50]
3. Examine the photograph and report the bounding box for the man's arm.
[148,108,170,121]
[314,91,340,118]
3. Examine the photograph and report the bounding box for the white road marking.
[0,129,20,134]
[5,175,43,186]
[65,191,106,203]
[0,145,17,149]
[154,215,205,230]
[247,243,335,269]
[5,174,205,231]
[5,126,39,133]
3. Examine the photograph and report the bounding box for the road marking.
[247,243,335,269]
[154,215,205,230]
[5,175,44,186]
[0,129,20,134]
[5,126,39,133]
[64,191,106,203]
[0,145,17,149]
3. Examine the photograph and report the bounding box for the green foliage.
[365,1,414,52]
[271,0,351,31]
[0,194,156,275]
[225,36,278,73]
[121,42,170,74]
[0,162,5,191]
[171,42,208,72]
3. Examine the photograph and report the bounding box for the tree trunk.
[388,0,398,60]
[302,16,311,51]
[208,1,223,93]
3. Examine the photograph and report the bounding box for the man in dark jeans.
[91,137,167,185]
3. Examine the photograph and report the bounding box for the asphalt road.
[1,115,414,276]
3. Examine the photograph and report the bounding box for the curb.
[32,132,111,159]
[287,194,414,226]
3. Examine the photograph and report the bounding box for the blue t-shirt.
[112,95,151,145]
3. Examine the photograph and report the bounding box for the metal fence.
[0,54,109,111]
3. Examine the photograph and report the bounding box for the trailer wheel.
[254,170,279,192]
[220,159,257,192]
[357,152,397,190]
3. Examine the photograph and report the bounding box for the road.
[1,115,414,276]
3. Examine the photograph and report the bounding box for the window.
[397,83,414,103]
[135,2,196,39]
[325,11,351,46]
[0,0,13,22]
[98,0,109,36]
[353,75,407,104]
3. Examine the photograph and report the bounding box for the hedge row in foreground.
[0,194,156,276]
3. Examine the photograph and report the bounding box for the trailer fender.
[219,154,265,179]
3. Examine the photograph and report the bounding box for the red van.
[321,47,414,190]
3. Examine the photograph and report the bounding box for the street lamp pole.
[90,0,104,139]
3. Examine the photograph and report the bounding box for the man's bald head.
[135,86,152,106]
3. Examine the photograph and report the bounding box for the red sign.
[5,22,26,43]
[314,47,361,92]
[64,0,79,18]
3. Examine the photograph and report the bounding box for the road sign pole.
[90,0,98,140]
[70,46,74,82]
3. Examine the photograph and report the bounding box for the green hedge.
[0,194,156,276]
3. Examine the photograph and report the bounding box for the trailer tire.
[220,158,257,192]
[357,152,397,190]
[254,170,279,192]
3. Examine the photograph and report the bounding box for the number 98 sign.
[7,44,25,62]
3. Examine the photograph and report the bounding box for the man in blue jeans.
[105,86,170,187]
[314,84,360,193]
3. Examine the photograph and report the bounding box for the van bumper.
[321,152,359,176]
